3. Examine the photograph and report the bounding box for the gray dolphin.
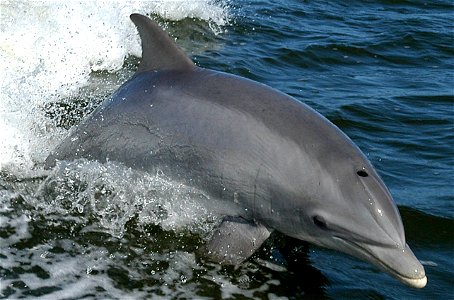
[45,13,427,288]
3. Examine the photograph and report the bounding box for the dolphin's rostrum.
[45,13,427,288]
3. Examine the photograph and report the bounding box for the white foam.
[32,159,220,236]
[0,0,230,173]
[0,4,232,297]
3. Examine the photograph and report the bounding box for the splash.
[33,159,219,237]
[0,4,233,297]
[0,0,230,173]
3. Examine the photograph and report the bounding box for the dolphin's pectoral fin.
[203,216,271,265]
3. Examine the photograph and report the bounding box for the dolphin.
[45,13,427,288]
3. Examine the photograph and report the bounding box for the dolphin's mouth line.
[332,236,427,288]
[328,224,397,248]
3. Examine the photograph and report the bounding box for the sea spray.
[0,0,230,172]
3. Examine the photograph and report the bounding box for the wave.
[0,0,230,171]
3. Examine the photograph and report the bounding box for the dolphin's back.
[45,68,338,201]
[46,12,357,179]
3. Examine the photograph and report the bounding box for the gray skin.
[45,14,427,288]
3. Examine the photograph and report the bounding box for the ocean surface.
[1,0,453,299]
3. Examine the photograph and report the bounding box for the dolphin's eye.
[357,170,369,177]
[313,216,328,230]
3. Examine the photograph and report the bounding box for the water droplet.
[180,275,187,283]
[233,191,239,203]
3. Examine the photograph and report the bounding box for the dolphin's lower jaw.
[332,237,427,288]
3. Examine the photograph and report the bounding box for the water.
[1,0,453,299]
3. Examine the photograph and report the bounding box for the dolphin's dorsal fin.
[130,13,194,73]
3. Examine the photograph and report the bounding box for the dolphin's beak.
[365,242,427,288]
[334,238,427,288]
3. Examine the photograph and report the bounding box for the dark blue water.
[204,0,454,219]
[203,1,453,298]
[1,1,453,299]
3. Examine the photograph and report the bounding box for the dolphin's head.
[284,130,427,288]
